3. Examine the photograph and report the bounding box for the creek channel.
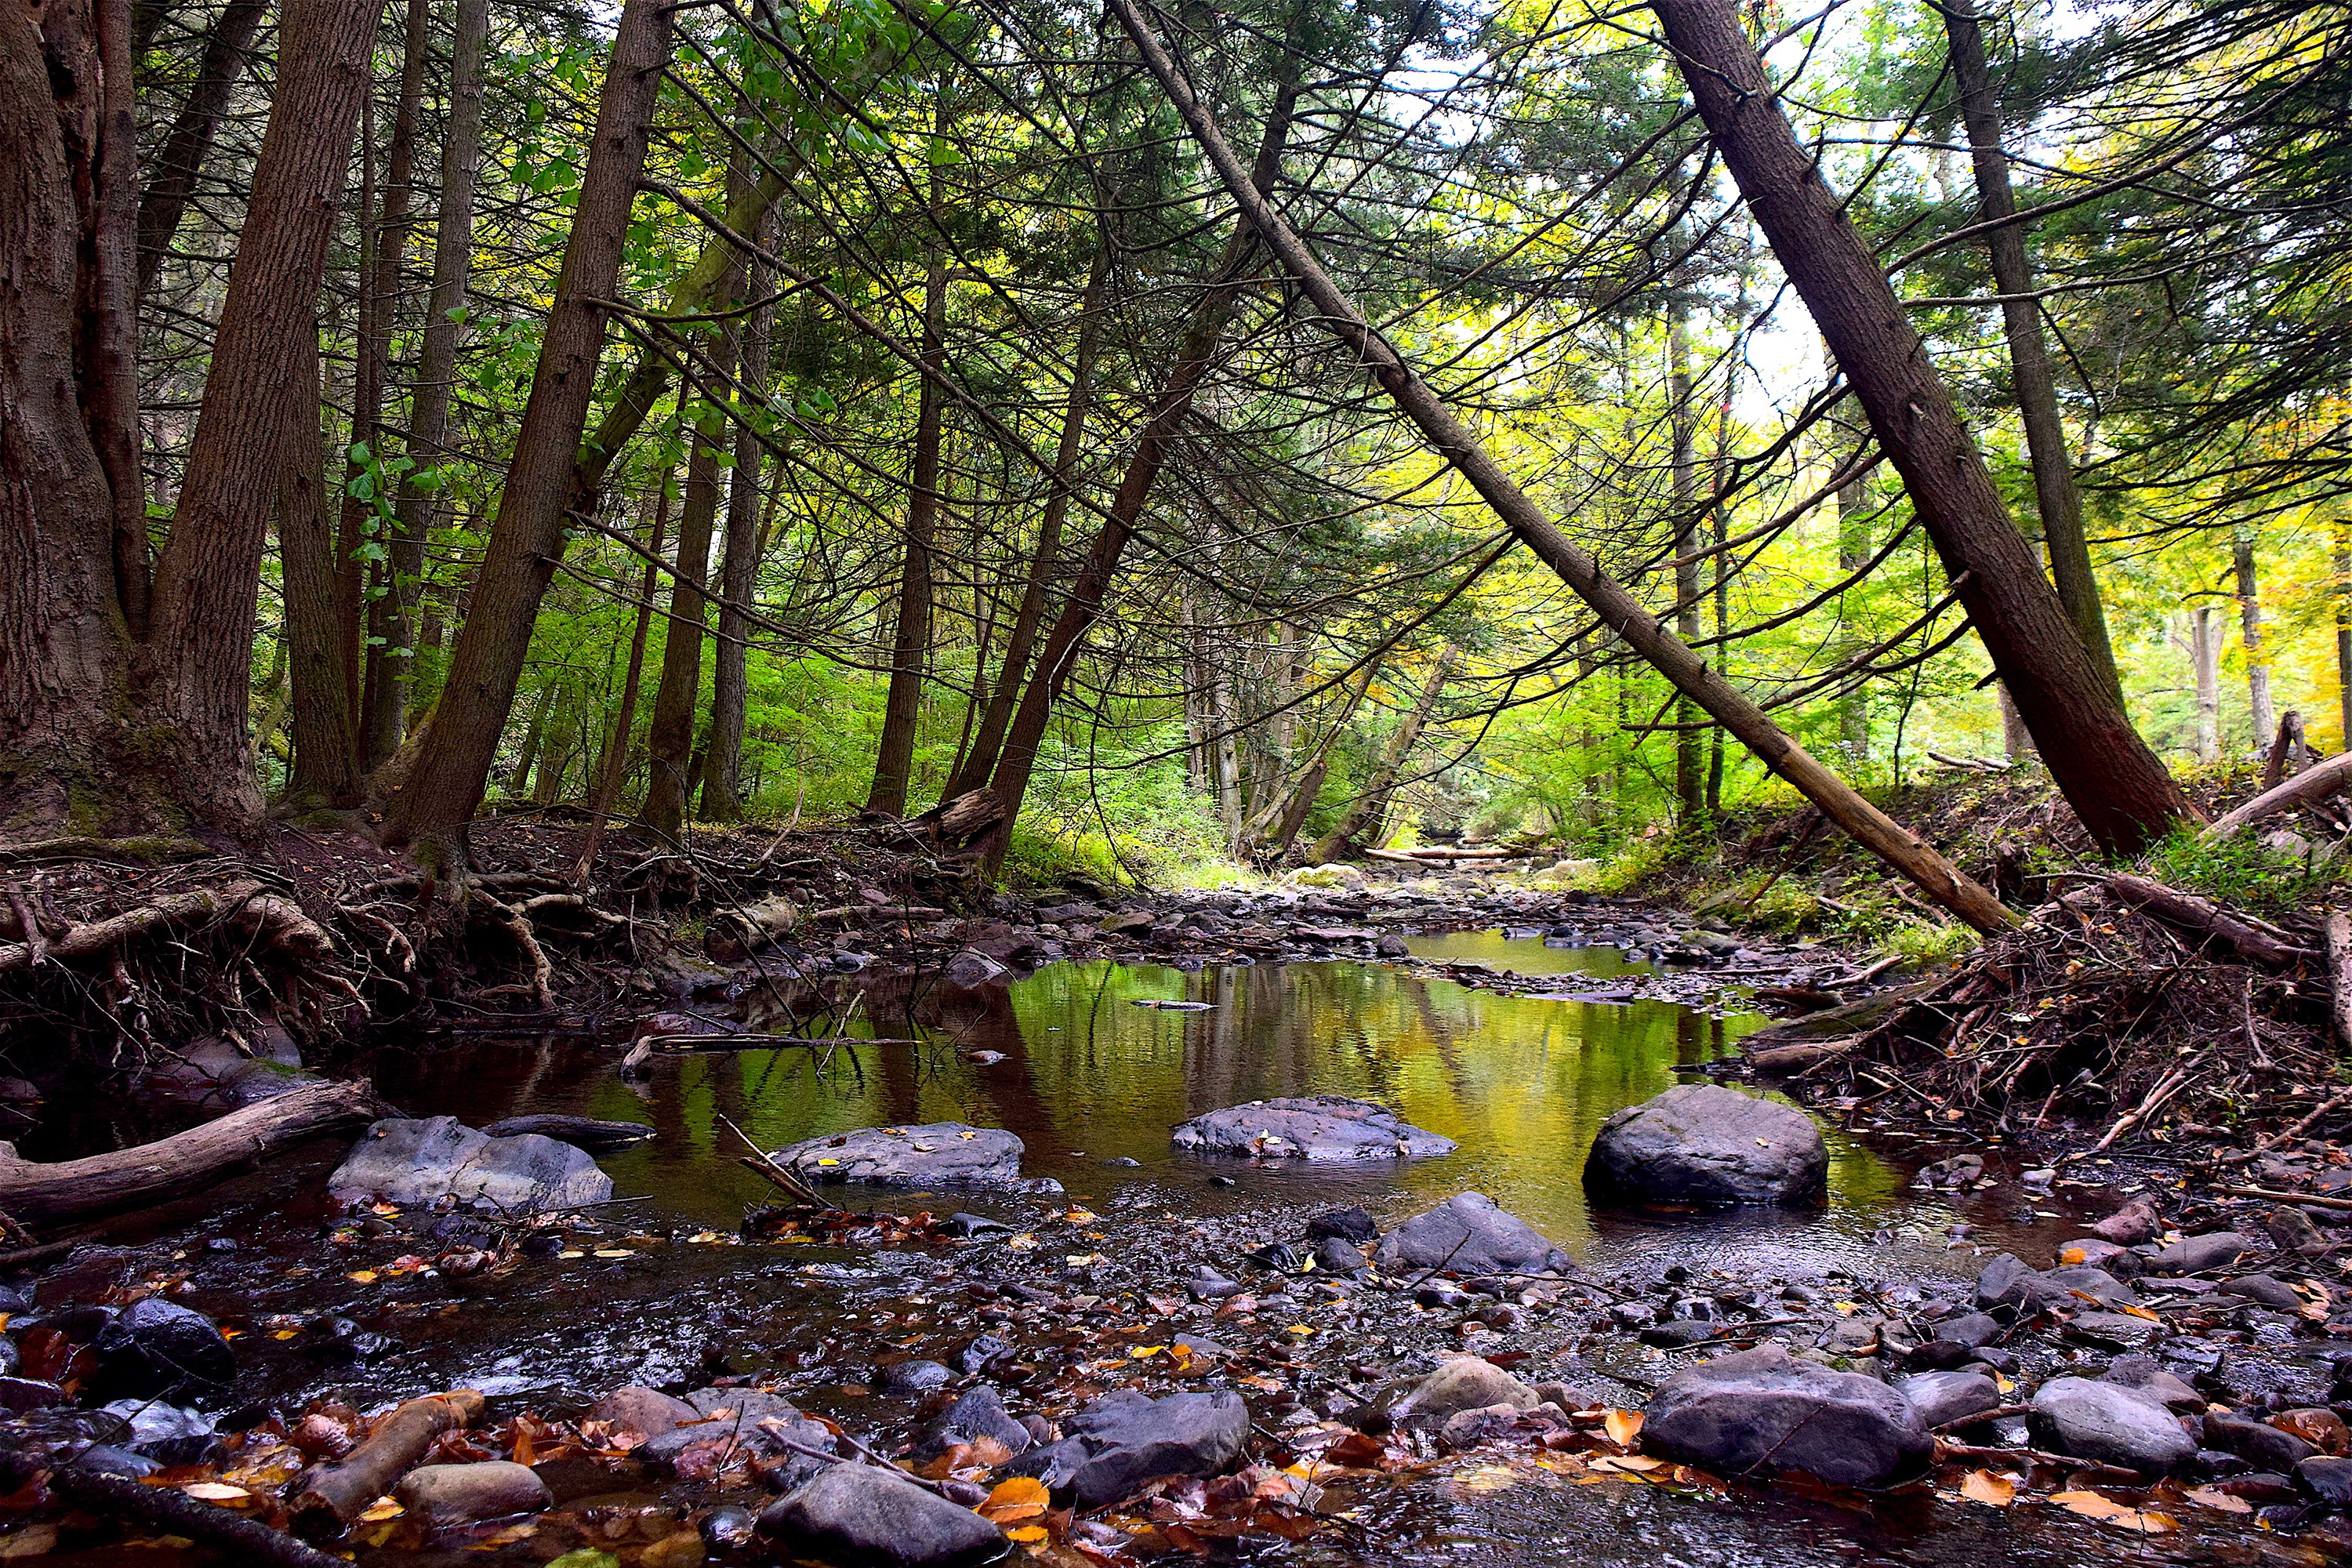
[66,935,2160,1567]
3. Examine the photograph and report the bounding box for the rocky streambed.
[3,909,2341,1567]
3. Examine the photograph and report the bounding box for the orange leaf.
[1602,1409,1643,1448]
[1959,1469,2015,1508]
[2050,1490,2179,1533]
[980,1475,1051,1523]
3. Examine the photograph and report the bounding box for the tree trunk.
[133,0,267,307]
[1111,0,2016,931]
[2233,523,2272,752]
[1941,0,2122,705]
[142,0,386,831]
[0,0,140,831]
[281,328,363,806]
[1998,682,2031,760]
[976,73,1303,870]
[1649,0,2190,857]
[869,101,954,818]
[356,0,432,768]
[949,250,1107,798]
[2337,517,2352,749]
[1315,647,1455,862]
[1668,295,1704,824]
[379,0,490,771]
[701,182,775,822]
[2192,605,2220,763]
[382,0,673,855]
[575,480,669,883]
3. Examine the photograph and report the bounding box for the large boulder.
[1065,1390,1252,1508]
[1171,1097,1455,1161]
[329,1116,612,1211]
[2027,1378,2195,1475]
[772,1123,1053,1191]
[1584,1085,1827,1206]
[1641,1345,1932,1489]
[757,1463,1007,1568]
[1374,1192,1568,1276]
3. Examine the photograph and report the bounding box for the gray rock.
[1373,1192,1569,1276]
[880,1359,953,1394]
[1975,1255,2136,1316]
[757,1463,1008,1567]
[2299,1455,2352,1507]
[396,1461,553,1523]
[2222,1273,2304,1312]
[587,1385,699,1439]
[775,1123,1046,1190]
[2056,1239,2144,1278]
[913,1387,1032,1461]
[1895,1370,2002,1429]
[1312,1236,1367,1274]
[1001,1436,1091,1490]
[1584,1085,1828,1206]
[2092,1197,2161,1245]
[2103,1356,2204,1412]
[2205,1410,2316,1471]
[1306,1207,1377,1243]
[1642,1345,1931,1488]
[1066,1390,1251,1507]
[2066,1310,2165,1349]
[89,1299,233,1401]
[2147,1232,2254,1275]
[481,1115,652,1150]
[329,1116,612,1211]
[2028,1377,2195,1474]
[1392,1358,1539,1422]
[1171,1096,1455,1161]
[1935,1312,2002,1348]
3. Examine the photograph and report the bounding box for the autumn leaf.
[982,1476,1051,1523]
[1602,1409,1643,1448]
[2050,1490,2179,1532]
[2182,1486,2252,1514]
[1959,1469,2016,1507]
[1005,1524,1048,1542]
[177,1483,250,1501]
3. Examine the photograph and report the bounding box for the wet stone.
[328,1116,613,1211]
[396,1461,553,1523]
[1390,1357,1539,1422]
[2092,1196,2161,1245]
[1584,1084,1828,1206]
[880,1359,954,1394]
[89,1299,233,1402]
[1170,1096,1456,1161]
[2147,1232,2255,1275]
[2299,1455,2352,1507]
[2206,1410,2318,1471]
[2103,1355,2205,1412]
[1641,1345,1932,1489]
[1894,1370,2001,1429]
[1066,1389,1252,1508]
[913,1386,1031,1461]
[1305,1207,1378,1244]
[586,1385,699,1439]
[2222,1273,2304,1312]
[1373,1192,1570,1276]
[758,1465,1011,1568]
[2028,1377,2196,1475]
[774,1123,1051,1191]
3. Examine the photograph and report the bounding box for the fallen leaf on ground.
[1602,1409,1643,1448]
[2182,1487,2252,1514]
[2050,1490,2178,1532]
[1959,1469,2016,1507]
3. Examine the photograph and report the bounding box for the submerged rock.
[1170,1096,1455,1161]
[328,1116,613,1211]
[1374,1192,1569,1276]
[2028,1377,2195,1474]
[1642,1345,1931,1488]
[1390,1358,1540,1423]
[1066,1390,1251,1508]
[773,1123,1053,1191]
[1584,1084,1827,1206]
[758,1462,1009,1567]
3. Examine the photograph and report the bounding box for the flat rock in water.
[2027,1377,2196,1474]
[1170,1096,1455,1161]
[329,1116,613,1211]
[1642,1345,1931,1488]
[1373,1192,1568,1276]
[1065,1389,1251,1508]
[773,1123,1049,1190]
[1584,1084,1827,1206]
[757,1463,1008,1568]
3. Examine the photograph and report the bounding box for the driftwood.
[2092,874,2310,967]
[0,879,343,977]
[2205,750,2352,840]
[286,1389,485,1537]
[1744,1037,1857,1072]
[481,1113,653,1149]
[0,1080,380,1230]
[48,1464,348,1567]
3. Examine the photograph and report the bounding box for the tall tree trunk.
[1314,648,1455,862]
[948,248,1107,797]
[2232,523,2272,752]
[281,328,363,805]
[379,0,487,768]
[1668,296,1704,824]
[134,0,267,307]
[1111,0,2015,931]
[142,0,385,830]
[977,74,1303,869]
[2191,607,2220,763]
[1830,350,1872,764]
[1998,683,2031,760]
[869,100,953,818]
[382,0,673,855]
[641,343,735,835]
[575,480,669,882]
[2336,517,2352,750]
[356,0,432,767]
[1648,0,2190,856]
[701,187,775,822]
[1941,0,2121,705]
[0,0,140,829]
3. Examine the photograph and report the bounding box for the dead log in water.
[0,1079,382,1231]
[287,1389,485,1537]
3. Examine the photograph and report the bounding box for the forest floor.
[2,771,2350,1566]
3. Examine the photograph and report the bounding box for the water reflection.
[367,945,1904,1261]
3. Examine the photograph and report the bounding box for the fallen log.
[49,1464,348,1567]
[2331,910,2352,1051]
[286,1388,485,1538]
[481,1114,653,1149]
[1744,1037,1857,1072]
[0,1080,382,1230]
[809,904,946,921]
[2093,874,2313,967]
[2205,750,2352,840]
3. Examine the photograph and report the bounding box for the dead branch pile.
[1814,874,2339,1144]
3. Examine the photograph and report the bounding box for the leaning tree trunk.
[977,75,1303,871]
[1109,0,2016,931]
[1650,0,2190,856]
[379,0,490,755]
[1941,0,2121,706]
[140,0,387,832]
[134,0,267,307]
[1314,647,1455,862]
[383,0,673,856]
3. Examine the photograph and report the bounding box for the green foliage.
[2144,825,2343,916]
